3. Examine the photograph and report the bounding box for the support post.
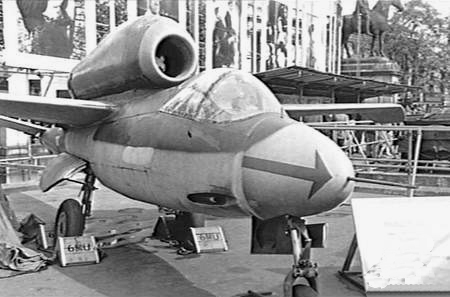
[406,130,413,196]
[338,234,364,290]
[341,234,357,272]
[81,168,96,217]
[356,4,361,77]
[26,138,32,180]
[43,73,54,97]
[409,128,422,197]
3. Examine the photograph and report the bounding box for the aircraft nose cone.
[242,123,354,219]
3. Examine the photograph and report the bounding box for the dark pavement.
[0,181,394,297]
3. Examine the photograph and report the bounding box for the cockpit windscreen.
[160,69,281,123]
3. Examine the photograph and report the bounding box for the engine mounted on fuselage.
[68,15,198,99]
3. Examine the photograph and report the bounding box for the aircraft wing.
[0,115,48,135]
[283,103,405,123]
[0,94,117,128]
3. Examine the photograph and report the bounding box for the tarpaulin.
[0,196,50,278]
[0,242,49,277]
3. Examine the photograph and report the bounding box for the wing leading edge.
[283,103,405,123]
[0,94,117,127]
[0,116,48,135]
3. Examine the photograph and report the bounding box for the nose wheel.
[54,168,97,240]
[283,216,319,297]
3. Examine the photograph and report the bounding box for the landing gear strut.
[54,168,97,240]
[283,216,319,297]
[80,168,97,218]
[153,209,205,253]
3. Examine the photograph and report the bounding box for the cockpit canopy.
[160,69,281,123]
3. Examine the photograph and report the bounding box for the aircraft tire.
[293,285,318,297]
[55,199,84,240]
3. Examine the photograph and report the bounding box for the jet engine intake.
[138,28,197,88]
[69,15,197,99]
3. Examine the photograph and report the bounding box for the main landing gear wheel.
[54,167,97,244]
[55,199,84,239]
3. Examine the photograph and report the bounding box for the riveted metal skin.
[63,68,355,220]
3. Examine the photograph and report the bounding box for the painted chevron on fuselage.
[63,93,294,218]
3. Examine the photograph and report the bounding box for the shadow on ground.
[54,245,214,297]
[7,191,215,297]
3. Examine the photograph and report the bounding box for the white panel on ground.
[352,197,450,297]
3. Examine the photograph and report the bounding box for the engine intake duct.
[69,15,197,99]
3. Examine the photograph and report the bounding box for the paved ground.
[1,181,397,297]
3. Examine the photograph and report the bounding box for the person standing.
[224,1,236,67]
[213,7,227,68]
[275,4,288,67]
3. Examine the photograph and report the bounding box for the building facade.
[0,0,342,149]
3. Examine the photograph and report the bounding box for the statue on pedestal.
[342,0,404,58]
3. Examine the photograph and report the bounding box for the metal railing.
[0,141,55,183]
[309,122,450,197]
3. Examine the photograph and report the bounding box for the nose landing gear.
[283,216,319,297]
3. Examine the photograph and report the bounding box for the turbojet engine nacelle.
[68,15,198,99]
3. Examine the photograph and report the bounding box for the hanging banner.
[137,0,179,21]
[3,0,88,71]
[209,0,241,69]
[266,0,288,70]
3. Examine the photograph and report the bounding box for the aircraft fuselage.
[63,69,355,220]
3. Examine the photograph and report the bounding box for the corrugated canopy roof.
[255,66,421,103]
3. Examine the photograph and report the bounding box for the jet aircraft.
[0,14,405,296]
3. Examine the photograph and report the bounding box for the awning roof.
[255,66,421,103]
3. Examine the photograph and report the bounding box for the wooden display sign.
[57,236,100,267]
[190,226,228,253]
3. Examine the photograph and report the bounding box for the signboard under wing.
[57,236,100,267]
[190,226,228,253]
